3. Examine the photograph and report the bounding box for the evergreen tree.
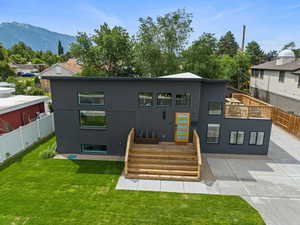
[245,41,265,65]
[58,40,64,55]
[217,31,239,56]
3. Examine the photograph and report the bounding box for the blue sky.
[0,0,300,51]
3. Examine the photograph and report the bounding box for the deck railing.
[124,128,135,176]
[231,93,273,107]
[224,105,273,119]
[193,130,202,179]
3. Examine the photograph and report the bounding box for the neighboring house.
[0,86,49,135]
[250,49,300,115]
[10,64,47,75]
[40,58,81,92]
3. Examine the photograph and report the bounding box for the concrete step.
[128,163,198,171]
[129,153,197,160]
[128,158,197,165]
[128,168,198,176]
[126,173,199,182]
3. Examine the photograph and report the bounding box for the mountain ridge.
[0,22,76,53]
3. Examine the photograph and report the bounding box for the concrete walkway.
[116,125,300,225]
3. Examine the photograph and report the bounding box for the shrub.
[39,143,56,159]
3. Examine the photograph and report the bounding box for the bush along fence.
[232,93,300,139]
[0,114,55,163]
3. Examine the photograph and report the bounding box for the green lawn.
[0,136,265,225]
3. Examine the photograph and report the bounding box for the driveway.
[117,125,300,225]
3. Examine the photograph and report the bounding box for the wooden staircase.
[124,129,202,181]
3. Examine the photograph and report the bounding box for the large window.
[260,70,264,79]
[80,110,106,128]
[229,131,245,145]
[81,144,107,154]
[279,71,285,83]
[208,102,222,115]
[157,93,172,106]
[138,93,153,106]
[176,93,191,106]
[249,132,264,145]
[206,124,220,144]
[79,91,104,105]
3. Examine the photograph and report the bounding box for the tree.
[9,41,34,62]
[245,41,265,65]
[71,23,134,76]
[282,41,296,50]
[182,33,220,79]
[0,44,15,80]
[217,31,239,56]
[58,40,64,55]
[10,54,27,64]
[134,9,193,77]
[264,50,278,61]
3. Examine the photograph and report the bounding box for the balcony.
[224,93,273,119]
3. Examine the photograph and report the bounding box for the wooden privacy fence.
[232,93,300,139]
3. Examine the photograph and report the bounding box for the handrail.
[232,93,273,107]
[124,128,135,176]
[193,130,202,179]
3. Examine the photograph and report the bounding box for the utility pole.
[241,25,246,52]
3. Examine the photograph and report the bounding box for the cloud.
[79,3,122,27]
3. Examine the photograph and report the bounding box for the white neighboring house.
[250,49,300,115]
[40,58,81,92]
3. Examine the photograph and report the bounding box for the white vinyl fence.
[0,114,54,163]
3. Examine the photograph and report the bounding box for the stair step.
[128,158,197,165]
[134,144,194,150]
[128,163,198,171]
[126,173,199,182]
[128,168,198,176]
[131,149,196,155]
[129,153,197,160]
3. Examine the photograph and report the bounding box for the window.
[138,93,153,106]
[252,69,259,77]
[298,76,300,88]
[249,132,265,145]
[176,93,191,106]
[157,93,172,106]
[79,91,104,105]
[81,144,107,154]
[208,102,222,115]
[260,70,264,79]
[80,110,106,128]
[229,131,245,145]
[206,124,220,144]
[279,71,285,82]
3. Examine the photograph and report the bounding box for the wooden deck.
[125,130,202,181]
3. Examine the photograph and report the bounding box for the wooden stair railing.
[193,130,202,179]
[125,128,135,176]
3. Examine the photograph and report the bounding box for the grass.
[0,136,265,225]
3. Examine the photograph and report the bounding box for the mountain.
[0,22,76,53]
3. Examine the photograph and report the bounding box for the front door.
[175,112,190,143]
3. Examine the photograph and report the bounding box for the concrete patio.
[116,125,300,225]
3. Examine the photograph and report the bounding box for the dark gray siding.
[51,78,271,156]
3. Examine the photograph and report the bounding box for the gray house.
[45,73,272,180]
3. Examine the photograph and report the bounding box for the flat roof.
[42,75,228,84]
[0,95,50,115]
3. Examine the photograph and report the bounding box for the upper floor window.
[260,70,264,79]
[249,131,264,145]
[79,91,104,105]
[279,71,285,83]
[208,102,222,115]
[176,93,191,106]
[80,110,106,128]
[157,93,172,106]
[206,124,220,144]
[138,93,153,107]
[229,131,245,145]
[252,69,260,77]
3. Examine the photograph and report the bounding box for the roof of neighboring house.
[0,95,49,115]
[40,58,82,76]
[159,72,202,79]
[251,59,300,71]
[10,64,46,69]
